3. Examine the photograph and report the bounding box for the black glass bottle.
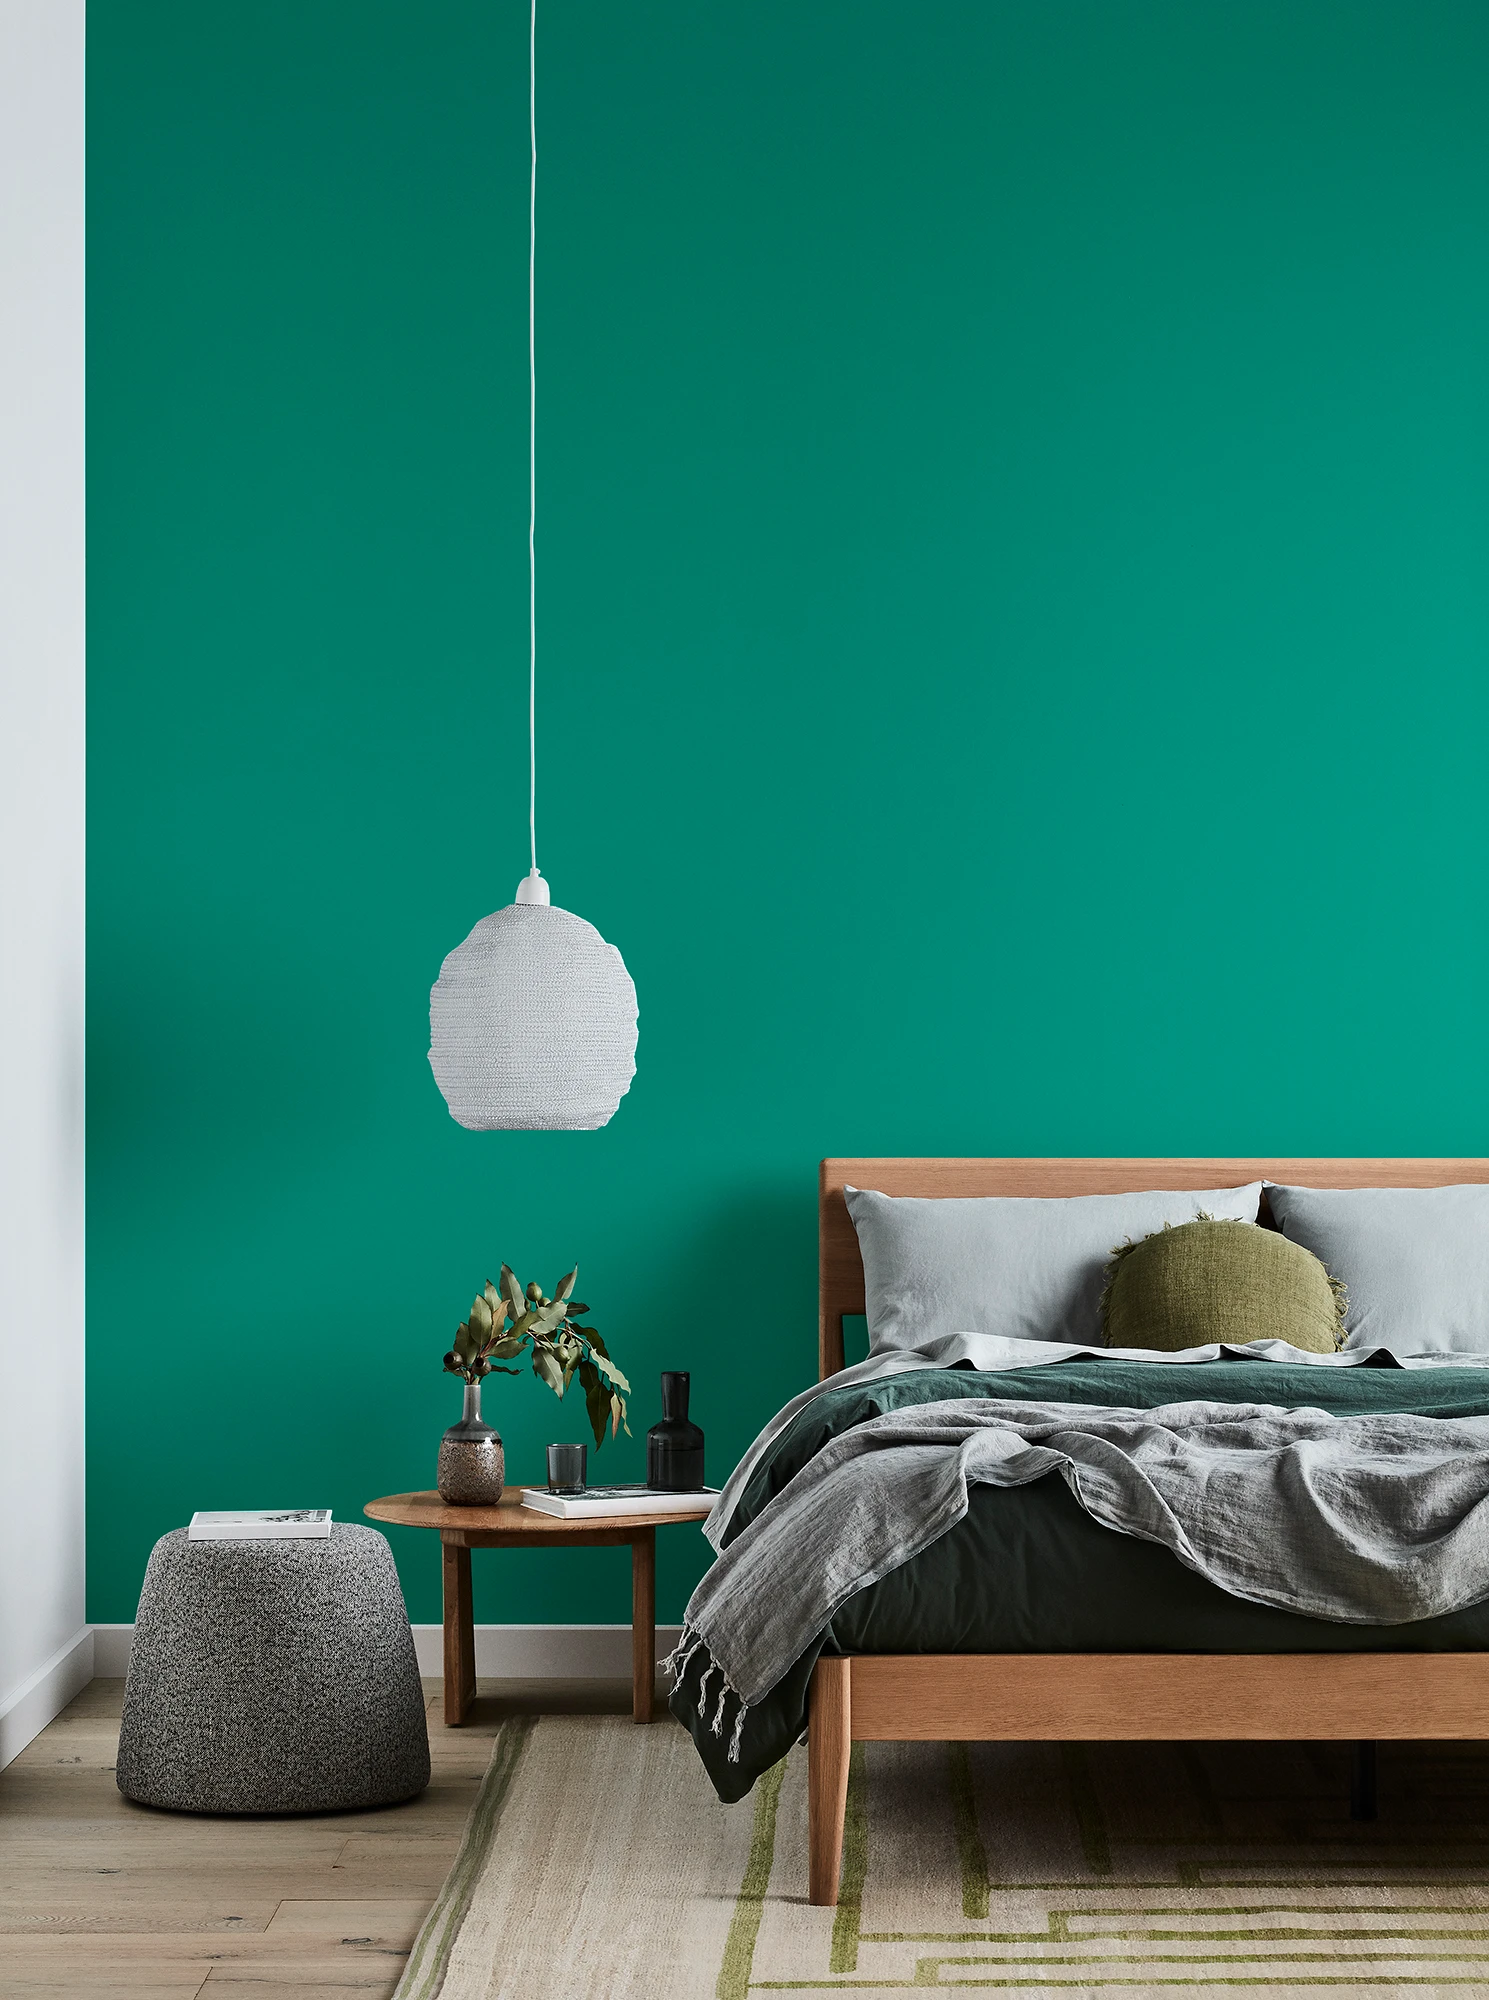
[646,1371,705,1491]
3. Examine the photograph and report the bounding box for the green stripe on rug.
[716,1752,789,2000]
[949,1742,991,1921]
[392,1714,537,2000]
[830,1743,871,1974]
[751,1979,1489,1991]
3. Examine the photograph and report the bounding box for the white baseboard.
[90,1622,684,1682]
[408,1622,686,1679]
[0,1626,95,1770]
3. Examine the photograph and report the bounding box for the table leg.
[442,1540,476,1726]
[631,1528,656,1723]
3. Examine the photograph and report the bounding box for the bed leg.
[808,1655,852,1907]
[1350,1741,1377,1821]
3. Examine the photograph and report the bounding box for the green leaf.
[487,1364,520,1376]
[453,1322,478,1364]
[555,1266,579,1304]
[532,1345,564,1396]
[483,1280,504,1318]
[469,1294,493,1339]
[501,1264,526,1316]
[584,1375,609,1448]
[589,1350,631,1396]
[568,1303,589,1317]
[584,1327,611,1360]
[488,1335,525,1360]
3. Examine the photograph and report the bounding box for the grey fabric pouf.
[116,1523,430,1815]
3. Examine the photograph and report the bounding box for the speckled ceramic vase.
[437,1382,505,1504]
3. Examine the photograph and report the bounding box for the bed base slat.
[845,1650,1489,1739]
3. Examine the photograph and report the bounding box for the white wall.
[0,0,89,1767]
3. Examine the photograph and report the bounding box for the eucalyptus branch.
[441,1263,631,1449]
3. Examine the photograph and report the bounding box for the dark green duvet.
[671,1356,1489,1800]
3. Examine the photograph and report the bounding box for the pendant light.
[429,0,638,1132]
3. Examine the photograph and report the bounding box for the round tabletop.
[364,1488,716,1536]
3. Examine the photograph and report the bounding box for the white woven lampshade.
[429,895,638,1131]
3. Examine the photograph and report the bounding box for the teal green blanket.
[672,1358,1489,1801]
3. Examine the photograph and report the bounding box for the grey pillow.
[845,1183,1264,1353]
[1265,1183,1489,1355]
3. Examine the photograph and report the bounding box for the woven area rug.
[394,1715,1489,1999]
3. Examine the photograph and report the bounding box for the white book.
[519,1484,718,1521]
[188,1509,332,1541]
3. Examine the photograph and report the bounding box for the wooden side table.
[364,1488,714,1725]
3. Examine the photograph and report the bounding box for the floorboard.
[0,1674,652,2000]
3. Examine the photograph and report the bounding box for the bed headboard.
[818,1157,1489,1380]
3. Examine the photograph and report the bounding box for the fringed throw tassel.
[661,1618,753,1763]
[661,1622,705,1685]
[709,1676,731,1737]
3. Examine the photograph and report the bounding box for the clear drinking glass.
[546,1442,587,1494]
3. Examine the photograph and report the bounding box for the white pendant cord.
[528,0,538,878]
[513,0,548,909]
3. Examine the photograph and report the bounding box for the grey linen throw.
[669,1397,1489,1761]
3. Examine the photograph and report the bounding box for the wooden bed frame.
[805,1157,1489,1905]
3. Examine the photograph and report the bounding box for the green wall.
[88,0,1489,1626]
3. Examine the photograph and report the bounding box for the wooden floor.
[0,1674,648,2000]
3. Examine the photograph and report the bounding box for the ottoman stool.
[117,1522,430,1814]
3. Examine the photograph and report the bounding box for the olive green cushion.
[1101,1218,1345,1354]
